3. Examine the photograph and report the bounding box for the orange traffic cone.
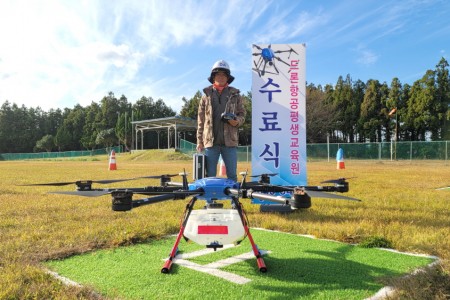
[336,148,345,169]
[109,150,117,170]
[218,157,226,176]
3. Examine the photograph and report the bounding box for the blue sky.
[0,0,449,113]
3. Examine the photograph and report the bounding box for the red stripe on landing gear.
[197,225,228,234]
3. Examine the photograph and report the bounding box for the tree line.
[0,58,449,154]
[0,93,176,153]
[304,57,450,143]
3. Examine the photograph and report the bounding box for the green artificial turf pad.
[45,229,435,299]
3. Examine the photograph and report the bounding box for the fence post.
[390,140,393,161]
[247,146,250,163]
[378,143,381,160]
[410,142,413,160]
[327,134,330,162]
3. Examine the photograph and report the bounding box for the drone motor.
[76,181,93,191]
[336,181,349,193]
[290,189,312,209]
[111,191,133,211]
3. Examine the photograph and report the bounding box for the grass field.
[0,151,449,299]
[44,229,435,299]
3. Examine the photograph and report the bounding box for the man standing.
[196,60,246,182]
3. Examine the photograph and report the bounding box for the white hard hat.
[208,60,235,84]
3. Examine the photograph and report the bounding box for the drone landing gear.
[161,196,267,273]
[244,225,267,273]
[161,197,196,274]
[233,196,267,273]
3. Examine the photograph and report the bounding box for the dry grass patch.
[0,155,449,299]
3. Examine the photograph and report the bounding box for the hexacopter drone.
[252,44,298,77]
[24,172,360,273]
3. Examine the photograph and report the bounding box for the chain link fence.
[2,141,448,162]
[309,141,449,161]
[0,146,122,161]
[179,140,449,162]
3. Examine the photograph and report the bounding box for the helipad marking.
[46,270,82,287]
[175,244,235,259]
[165,247,270,284]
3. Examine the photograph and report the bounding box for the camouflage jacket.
[197,85,246,148]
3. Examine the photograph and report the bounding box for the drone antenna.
[239,170,248,191]
[181,169,188,190]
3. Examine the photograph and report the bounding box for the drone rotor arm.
[131,193,179,208]
[132,188,203,197]
[165,182,184,187]
[274,56,290,67]
[225,187,288,204]
[252,44,263,50]
[246,190,290,205]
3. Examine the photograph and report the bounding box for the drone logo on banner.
[252,44,298,77]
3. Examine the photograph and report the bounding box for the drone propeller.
[49,190,111,197]
[274,56,290,67]
[288,46,299,55]
[49,187,204,198]
[250,173,278,178]
[19,178,136,187]
[274,46,299,57]
[135,174,179,180]
[241,175,362,205]
[320,177,356,184]
[252,44,263,51]
[305,190,361,202]
[249,173,278,184]
[239,187,361,210]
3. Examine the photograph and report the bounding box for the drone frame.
[22,172,360,274]
[252,44,299,77]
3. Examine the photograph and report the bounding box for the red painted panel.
[197,225,228,234]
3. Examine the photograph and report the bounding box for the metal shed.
[131,115,197,150]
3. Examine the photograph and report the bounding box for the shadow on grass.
[246,245,400,299]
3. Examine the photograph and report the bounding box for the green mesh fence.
[2,141,448,161]
[308,141,449,160]
[0,146,122,161]
[179,140,449,162]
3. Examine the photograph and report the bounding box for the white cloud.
[355,46,379,66]
[0,0,295,110]
[0,0,448,111]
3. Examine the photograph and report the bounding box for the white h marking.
[164,246,270,284]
